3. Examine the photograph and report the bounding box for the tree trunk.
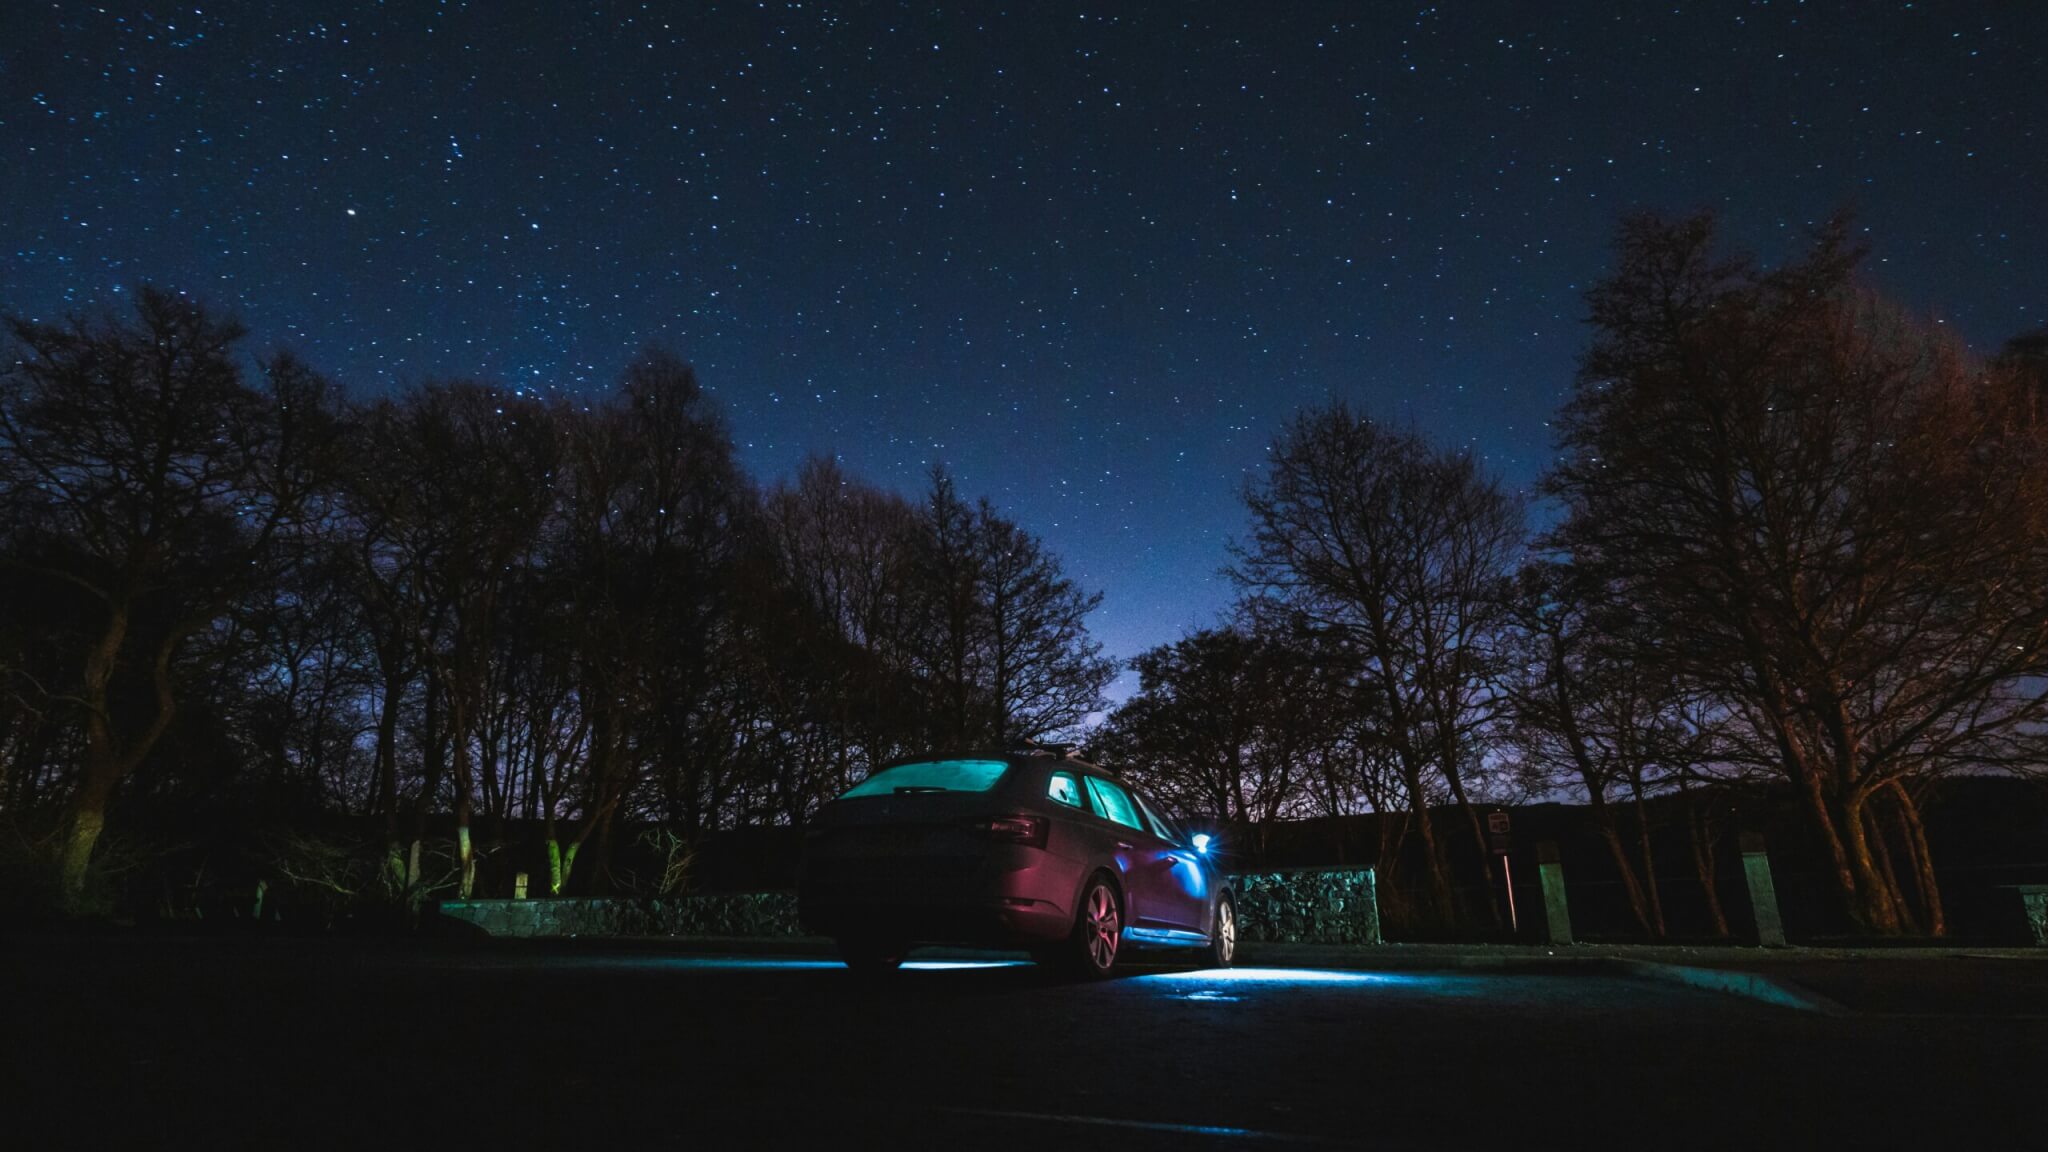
[453,702,475,898]
[1372,807,1409,932]
[58,789,111,900]
[1629,780,1666,938]
[1834,791,1903,934]
[63,606,183,901]
[588,804,619,895]
[546,838,580,896]
[1679,778,1730,938]
[1888,782,1946,938]
[1589,799,1654,934]
[1864,804,1917,935]
[375,663,406,889]
[1401,763,1453,928]
[1797,769,1888,932]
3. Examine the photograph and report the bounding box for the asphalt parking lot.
[7,936,2044,1149]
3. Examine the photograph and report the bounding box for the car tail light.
[980,814,1047,848]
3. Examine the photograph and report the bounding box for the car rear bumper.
[798,849,1083,946]
[798,890,1073,946]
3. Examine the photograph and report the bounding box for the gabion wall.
[441,867,1381,946]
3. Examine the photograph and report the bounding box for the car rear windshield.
[840,759,1010,798]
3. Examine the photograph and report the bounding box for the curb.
[1605,958,1847,1014]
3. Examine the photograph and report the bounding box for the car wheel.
[837,938,907,973]
[1204,895,1237,968]
[1055,875,1123,978]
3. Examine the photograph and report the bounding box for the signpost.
[1487,810,1517,934]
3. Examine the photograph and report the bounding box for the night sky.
[5,1,2044,698]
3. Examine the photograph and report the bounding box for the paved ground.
[7,935,2045,1149]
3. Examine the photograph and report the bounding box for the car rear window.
[841,759,1010,798]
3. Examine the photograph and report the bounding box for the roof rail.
[1014,741,1076,758]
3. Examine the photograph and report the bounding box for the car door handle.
[1116,841,1133,851]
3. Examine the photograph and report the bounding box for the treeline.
[1090,214,2048,937]
[0,293,1113,911]
[4,213,2045,936]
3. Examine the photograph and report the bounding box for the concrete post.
[1740,832,1787,947]
[513,872,530,900]
[1361,868,1384,945]
[1535,841,1572,945]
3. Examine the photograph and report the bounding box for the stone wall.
[2020,886,2048,946]
[439,892,799,939]
[1230,868,1382,946]
[439,866,1381,945]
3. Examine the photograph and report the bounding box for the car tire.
[837,938,907,973]
[1204,895,1237,968]
[1052,875,1123,979]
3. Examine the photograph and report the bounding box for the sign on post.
[1487,811,1517,934]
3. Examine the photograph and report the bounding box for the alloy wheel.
[1086,883,1120,971]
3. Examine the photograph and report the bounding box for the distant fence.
[438,866,1382,946]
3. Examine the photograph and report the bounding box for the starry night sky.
[5,1,2044,697]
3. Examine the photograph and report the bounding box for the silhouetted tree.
[0,288,343,901]
[1504,561,1706,938]
[351,381,560,897]
[759,456,931,790]
[1233,405,1524,929]
[559,350,750,886]
[1092,626,1336,860]
[1547,212,2048,935]
[912,468,1114,750]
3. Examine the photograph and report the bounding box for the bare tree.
[1233,405,1524,929]
[1547,212,2048,934]
[351,381,560,897]
[973,501,1115,745]
[1505,561,1702,938]
[1091,626,1330,859]
[760,456,930,788]
[0,286,1130,917]
[909,468,1113,751]
[0,289,342,900]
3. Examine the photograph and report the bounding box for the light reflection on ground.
[468,953,1458,993]
[1150,967,1422,985]
[1137,967,1460,1002]
[544,956,1033,973]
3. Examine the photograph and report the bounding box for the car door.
[1132,790,1215,932]
[1083,776,1201,931]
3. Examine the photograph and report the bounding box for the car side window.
[1083,776,1144,832]
[1046,770,1086,810]
[1133,793,1181,846]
